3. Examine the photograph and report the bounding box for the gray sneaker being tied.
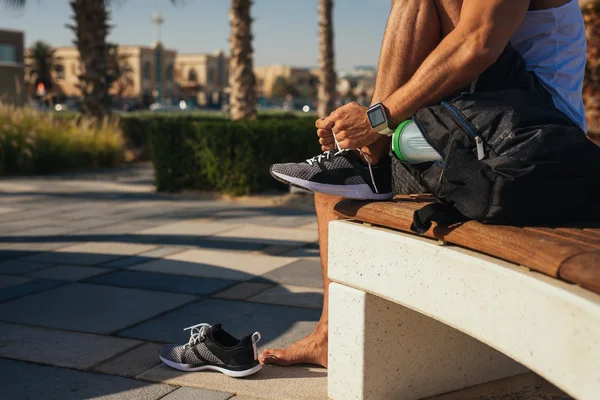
[270,149,393,200]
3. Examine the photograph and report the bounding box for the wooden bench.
[327,196,600,400]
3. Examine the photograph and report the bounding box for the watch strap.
[377,126,393,136]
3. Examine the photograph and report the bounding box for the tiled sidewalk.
[0,165,574,400]
[0,165,325,400]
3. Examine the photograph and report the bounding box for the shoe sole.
[159,356,263,378]
[271,171,393,200]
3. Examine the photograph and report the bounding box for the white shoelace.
[306,134,380,194]
[183,323,211,348]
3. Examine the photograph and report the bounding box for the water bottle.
[392,119,443,163]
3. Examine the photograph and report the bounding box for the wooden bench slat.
[555,227,600,240]
[559,251,600,294]
[525,227,600,249]
[334,198,599,294]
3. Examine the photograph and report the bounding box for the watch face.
[367,106,387,128]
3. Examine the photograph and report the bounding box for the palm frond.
[1,0,27,8]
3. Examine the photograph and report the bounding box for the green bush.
[148,117,320,195]
[0,106,125,175]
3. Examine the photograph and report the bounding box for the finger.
[322,144,335,152]
[334,130,348,141]
[317,128,333,138]
[319,137,335,146]
[316,117,335,130]
[337,139,351,150]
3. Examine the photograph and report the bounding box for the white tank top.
[511,0,588,132]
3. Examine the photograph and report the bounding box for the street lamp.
[152,12,164,105]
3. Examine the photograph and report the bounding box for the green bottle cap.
[392,119,413,162]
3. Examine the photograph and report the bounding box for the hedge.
[0,107,124,175]
[147,116,320,195]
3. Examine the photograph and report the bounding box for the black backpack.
[403,45,600,233]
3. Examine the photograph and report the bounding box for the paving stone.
[3,226,75,237]
[0,359,176,400]
[252,259,323,288]
[0,283,196,334]
[119,299,320,350]
[135,220,237,236]
[0,322,141,369]
[230,397,265,400]
[102,247,186,268]
[423,372,573,400]
[212,282,275,300]
[139,363,327,400]
[0,206,17,215]
[253,245,299,256]
[129,249,296,281]
[248,285,324,309]
[22,242,157,265]
[87,270,237,296]
[0,274,32,289]
[0,279,64,303]
[75,221,163,235]
[27,265,111,281]
[160,387,234,400]
[193,238,265,253]
[280,246,320,259]
[93,342,162,377]
[0,260,52,275]
[213,225,319,247]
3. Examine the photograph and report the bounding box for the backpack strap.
[410,203,468,235]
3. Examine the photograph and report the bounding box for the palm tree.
[317,0,336,118]
[581,0,600,143]
[3,0,112,119]
[229,0,257,120]
[26,41,56,94]
[66,0,112,120]
[107,43,134,100]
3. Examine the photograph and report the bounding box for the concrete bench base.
[327,221,600,400]
[329,282,526,400]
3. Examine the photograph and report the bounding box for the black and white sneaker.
[270,150,393,200]
[158,323,262,378]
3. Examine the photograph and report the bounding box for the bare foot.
[259,331,328,368]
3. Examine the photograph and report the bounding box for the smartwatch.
[367,102,393,136]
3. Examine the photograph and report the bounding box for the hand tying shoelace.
[305,133,380,194]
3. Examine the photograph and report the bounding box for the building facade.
[0,29,25,105]
[176,50,229,106]
[46,44,229,107]
[255,65,318,99]
[51,42,177,106]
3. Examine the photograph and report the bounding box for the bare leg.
[259,193,341,367]
[260,0,462,368]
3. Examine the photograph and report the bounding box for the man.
[262,0,587,367]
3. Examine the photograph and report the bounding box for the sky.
[0,0,392,71]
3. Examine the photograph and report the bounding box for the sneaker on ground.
[270,150,393,200]
[158,323,262,378]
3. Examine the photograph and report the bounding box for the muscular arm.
[382,0,530,127]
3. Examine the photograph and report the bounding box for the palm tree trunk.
[68,0,112,120]
[581,0,600,144]
[317,0,336,119]
[229,0,257,120]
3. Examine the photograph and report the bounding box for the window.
[0,44,17,63]
[55,64,65,80]
[143,62,151,80]
[188,68,197,82]
[166,64,173,81]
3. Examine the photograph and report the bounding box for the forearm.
[381,27,500,127]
